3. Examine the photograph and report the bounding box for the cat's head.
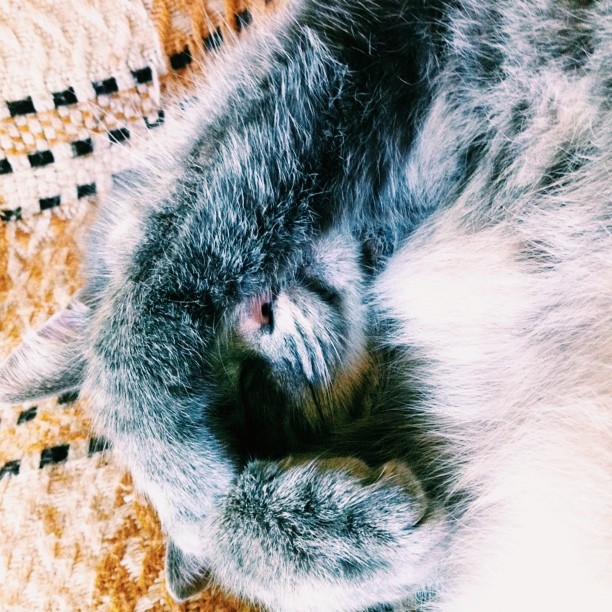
[0,165,368,455]
[0,225,371,448]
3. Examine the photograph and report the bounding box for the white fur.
[376,191,612,610]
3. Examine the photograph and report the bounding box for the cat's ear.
[165,540,211,602]
[0,299,90,404]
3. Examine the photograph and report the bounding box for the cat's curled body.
[1,0,612,610]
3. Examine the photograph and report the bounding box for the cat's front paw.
[165,539,212,602]
[208,456,444,611]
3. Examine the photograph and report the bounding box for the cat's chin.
[237,355,331,456]
[235,346,377,459]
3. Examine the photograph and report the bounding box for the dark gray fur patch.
[539,143,595,191]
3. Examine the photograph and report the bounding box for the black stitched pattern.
[71,138,94,157]
[17,406,38,425]
[109,127,130,143]
[92,77,118,96]
[53,87,78,107]
[144,110,165,129]
[77,183,96,198]
[204,28,223,51]
[0,158,13,175]
[57,390,79,405]
[0,207,22,222]
[28,150,54,168]
[170,47,192,70]
[39,196,61,211]
[0,460,20,479]
[88,437,111,456]
[7,97,36,116]
[236,9,252,31]
[132,67,153,84]
[40,444,69,468]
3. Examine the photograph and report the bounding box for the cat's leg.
[177,456,447,611]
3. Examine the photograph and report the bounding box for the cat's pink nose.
[251,294,273,327]
[239,292,274,334]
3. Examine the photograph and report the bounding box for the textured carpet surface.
[0,1,276,609]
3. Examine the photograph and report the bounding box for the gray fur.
[1,0,611,609]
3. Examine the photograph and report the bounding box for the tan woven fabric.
[0,1,278,609]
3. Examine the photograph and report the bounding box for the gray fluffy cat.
[1,0,612,610]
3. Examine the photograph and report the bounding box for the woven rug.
[0,1,277,609]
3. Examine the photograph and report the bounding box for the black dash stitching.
[109,128,130,144]
[53,87,78,107]
[0,460,20,479]
[39,196,61,211]
[77,183,96,198]
[170,47,192,70]
[88,437,111,456]
[132,67,153,84]
[57,390,79,405]
[0,159,13,175]
[28,150,55,168]
[144,110,165,129]
[71,138,94,157]
[92,77,118,96]
[204,28,223,51]
[0,207,22,222]
[40,444,69,468]
[17,406,38,425]
[7,97,36,116]
[236,10,252,31]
